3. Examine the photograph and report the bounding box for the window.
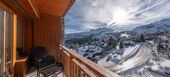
[6,12,13,73]
[0,7,4,76]
[0,2,17,76]
[17,18,24,56]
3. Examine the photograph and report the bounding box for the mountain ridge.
[65,19,170,40]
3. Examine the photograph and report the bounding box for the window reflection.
[0,7,4,76]
[17,18,24,57]
[6,12,13,72]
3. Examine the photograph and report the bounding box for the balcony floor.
[25,71,63,77]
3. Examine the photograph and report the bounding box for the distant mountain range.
[65,19,170,40]
[64,28,114,41]
[133,19,170,34]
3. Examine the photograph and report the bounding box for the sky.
[65,0,170,34]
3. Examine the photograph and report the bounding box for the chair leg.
[37,62,40,77]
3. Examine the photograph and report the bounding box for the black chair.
[28,47,63,77]
[29,47,47,68]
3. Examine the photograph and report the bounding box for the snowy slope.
[65,28,114,40]
[65,27,136,42]
[133,19,170,34]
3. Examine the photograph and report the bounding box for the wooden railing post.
[14,57,28,77]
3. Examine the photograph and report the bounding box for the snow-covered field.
[98,44,170,77]
[122,44,140,60]
[65,27,170,77]
[120,57,170,77]
[97,44,141,67]
[119,46,170,77]
[78,45,102,58]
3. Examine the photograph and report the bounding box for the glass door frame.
[0,1,17,76]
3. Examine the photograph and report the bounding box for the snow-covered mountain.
[133,19,170,34]
[65,18,170,41]
[65,28,114,41]
[65,27,137,41]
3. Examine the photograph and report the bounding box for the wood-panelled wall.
[33,13,62,59]
[24,19,33,54]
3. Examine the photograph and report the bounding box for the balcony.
[0,0,121,77]
[21,45,120,77]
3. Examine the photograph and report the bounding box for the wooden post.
[12,14,17,70]
[3,11,6,77]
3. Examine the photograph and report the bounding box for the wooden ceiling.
[36,0,75,16]
[14,0,75,19]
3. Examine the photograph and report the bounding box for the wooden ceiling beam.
[63,0,75,16]
[16,0,40,19]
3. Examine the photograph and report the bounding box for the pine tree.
[157,41,162,53]
[119,40,124,49]
[140,34,145,42]
[165,40,169,50]
[108,37,116,48]
[69,44,75,49]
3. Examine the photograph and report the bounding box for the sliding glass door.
[0,7,4,76]
[6,11,13,76]
[0,4,14,76]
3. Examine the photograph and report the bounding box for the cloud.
[65,0,170,34]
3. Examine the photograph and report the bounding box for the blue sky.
[65,0,170,34]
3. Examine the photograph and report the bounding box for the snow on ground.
[151,64,160,71]
[78,46,89,55]
[78,45,102,58]
[160,58,170,67]
[150,58,170,75]
[119,59,167,77]
[78,42,170,77]
[121,52,170,77]
[148,41,154,44]
[97,44,141,68]
[97,53,122,67]
[121,33,130,38]
[122,44,140,58]
[121,70,166,77]
[97,56,116,67]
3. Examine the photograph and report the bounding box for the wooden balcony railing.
[14,57,28,77]
[58,45,121,77]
